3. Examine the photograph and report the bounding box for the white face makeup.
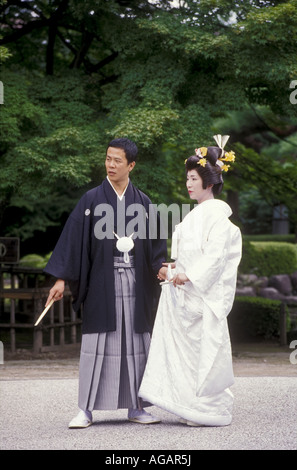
[186,169,214,204]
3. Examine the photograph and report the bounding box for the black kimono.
[44,177,167,334]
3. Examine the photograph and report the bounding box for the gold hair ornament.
[187,135,236,172]
[213,134,236,172]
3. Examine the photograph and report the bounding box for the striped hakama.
[78,256,151,411]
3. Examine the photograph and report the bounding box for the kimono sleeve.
[145,201,167,273]
[150,208,167,273]
[44,199,91,305]
[185,215,238,293]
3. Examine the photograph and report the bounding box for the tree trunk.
[46,21,57,75]
[46,0,69,75]
[71,31,94,69]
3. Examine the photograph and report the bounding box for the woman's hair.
[107,137,138,163]
[185,146,224,196]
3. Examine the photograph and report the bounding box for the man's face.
[105,147,135,185]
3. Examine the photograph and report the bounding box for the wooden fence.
[0,266,81,354]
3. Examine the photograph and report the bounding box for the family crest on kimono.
[139,135,242,427]
[44,138,167,428]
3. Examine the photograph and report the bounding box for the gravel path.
[1,342,296,451]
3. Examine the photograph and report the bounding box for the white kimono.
[139,199,242,426]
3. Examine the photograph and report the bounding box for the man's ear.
[129,161,136,172]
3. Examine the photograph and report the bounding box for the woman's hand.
[45,279,65,306]
[170,273,189,287]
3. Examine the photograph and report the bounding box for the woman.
[139,135,242,426]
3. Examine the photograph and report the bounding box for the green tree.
[0,69,103,235]
[0,0,10,63]
[214,106,297,238]
[1,0,297,244]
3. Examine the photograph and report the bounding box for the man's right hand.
[45,279,65,307]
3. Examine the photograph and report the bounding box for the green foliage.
[0,44,10,63]
[244,234,296,243]
[1,0,297,242]
[0,1,10,63]
[0,69,106,237]
[239,241,297,276]
[233,142,297,228]
[228,296,289,341]
[213,105,297,234]
[19,253,48,269]
[239,188,273,235]
[107,106,179,148]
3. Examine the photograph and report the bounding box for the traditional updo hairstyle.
[185,146,224,196]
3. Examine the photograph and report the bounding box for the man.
[44,138,167,427]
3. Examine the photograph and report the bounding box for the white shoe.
[179,417,205,427]
[68,410,93,429]
[128,408,161,424]
[186,420,205,427]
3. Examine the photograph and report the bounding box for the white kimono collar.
[107,176,129,201]
[195,199,233,218]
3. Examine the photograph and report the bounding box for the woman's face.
[186,169,214,203]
